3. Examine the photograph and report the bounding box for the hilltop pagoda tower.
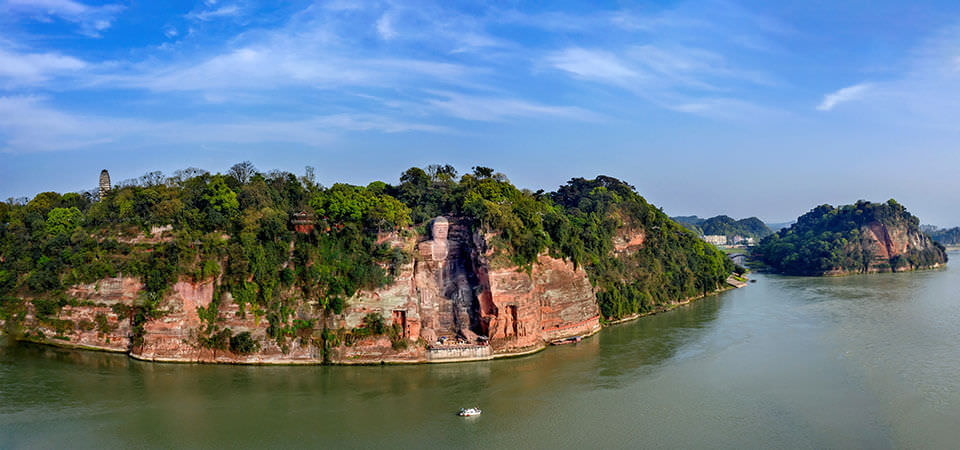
[99,169,111,200]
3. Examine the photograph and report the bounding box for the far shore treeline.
[0,163,735,342]
[671,215,772,240]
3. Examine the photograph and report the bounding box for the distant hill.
[926,227,960,246]
[671,215,773,240]
[765,221,795,231]
[753,200,947,276]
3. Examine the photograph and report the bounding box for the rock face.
[19,276,138,352]
[342,217,600,359]
[858,221,944,272]
[18,217,600,364]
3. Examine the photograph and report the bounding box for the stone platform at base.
[426,344,492,362]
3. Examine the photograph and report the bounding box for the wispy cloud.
[0,96,448,153]
[186,4,241,22]
[2,0,124,37]
[376,12,397,40]
[545,44,778,119]
[0,0,800,154]
[547,48,642,86]
[628,44,776,89]
[819,23,960,131]
[425,91,598,122]
[530,0,788,121]
[0,96,124,152]
[333,2,509,54]
[667,97,785,120]
[103,45,469,93]
[0,47,87,87]
[817,83,872,111]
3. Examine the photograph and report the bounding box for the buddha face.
[432,218,449,240]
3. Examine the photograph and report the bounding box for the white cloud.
[3,0,125,37]
[425,91,598,122]
[548,44,776,93]
[0,96,123,152]
[545,44,778,120]
[103,39,469,93]
[0,96,447,153]
[187,4,241,21]
[666,97,785,120]
[376,13,397,40]
[817,83,872,111]
[5,0,88,16]
[547,48,641,85]
[803,24,960,129]
[0,47,87,86]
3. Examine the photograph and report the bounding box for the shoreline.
[605,281,741,326]
[816,262,946,277]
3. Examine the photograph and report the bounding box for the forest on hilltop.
[672,215,772,240]
[752,200,947,276]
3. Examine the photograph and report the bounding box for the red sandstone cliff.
[17,217,600,364]
[860,222,939,271]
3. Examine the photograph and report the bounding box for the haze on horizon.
[1,0,960,226]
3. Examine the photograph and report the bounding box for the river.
[3,252,960,449]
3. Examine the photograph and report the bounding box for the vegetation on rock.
[0,163,735,348]
[753,200,947,276]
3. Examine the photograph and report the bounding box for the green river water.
[3,252,960,449]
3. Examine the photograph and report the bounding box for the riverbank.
[819,261,947,277]
[606,277,745,326]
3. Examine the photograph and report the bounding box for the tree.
[45,207,84,236]
[472,166,494,178]
[170,167,208,186]
[139,171,166,187]
[228,161,256,185]
[27,192,62,214]
[427,164,457,182]
[309,184,410,228]
[204,176,239,217]
[230,331,259,354]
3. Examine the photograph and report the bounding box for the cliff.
[10,217,600,364]
[753,200,947,276]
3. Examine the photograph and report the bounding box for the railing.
[426,344,492,362]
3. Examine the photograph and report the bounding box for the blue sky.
[2,0,960,225]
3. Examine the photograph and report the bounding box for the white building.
[703,235,727,246]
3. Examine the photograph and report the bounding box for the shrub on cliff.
[229,331,259,355]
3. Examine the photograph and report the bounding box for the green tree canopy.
[45,207,84,236]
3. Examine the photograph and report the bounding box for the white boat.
[458,407,482,417]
